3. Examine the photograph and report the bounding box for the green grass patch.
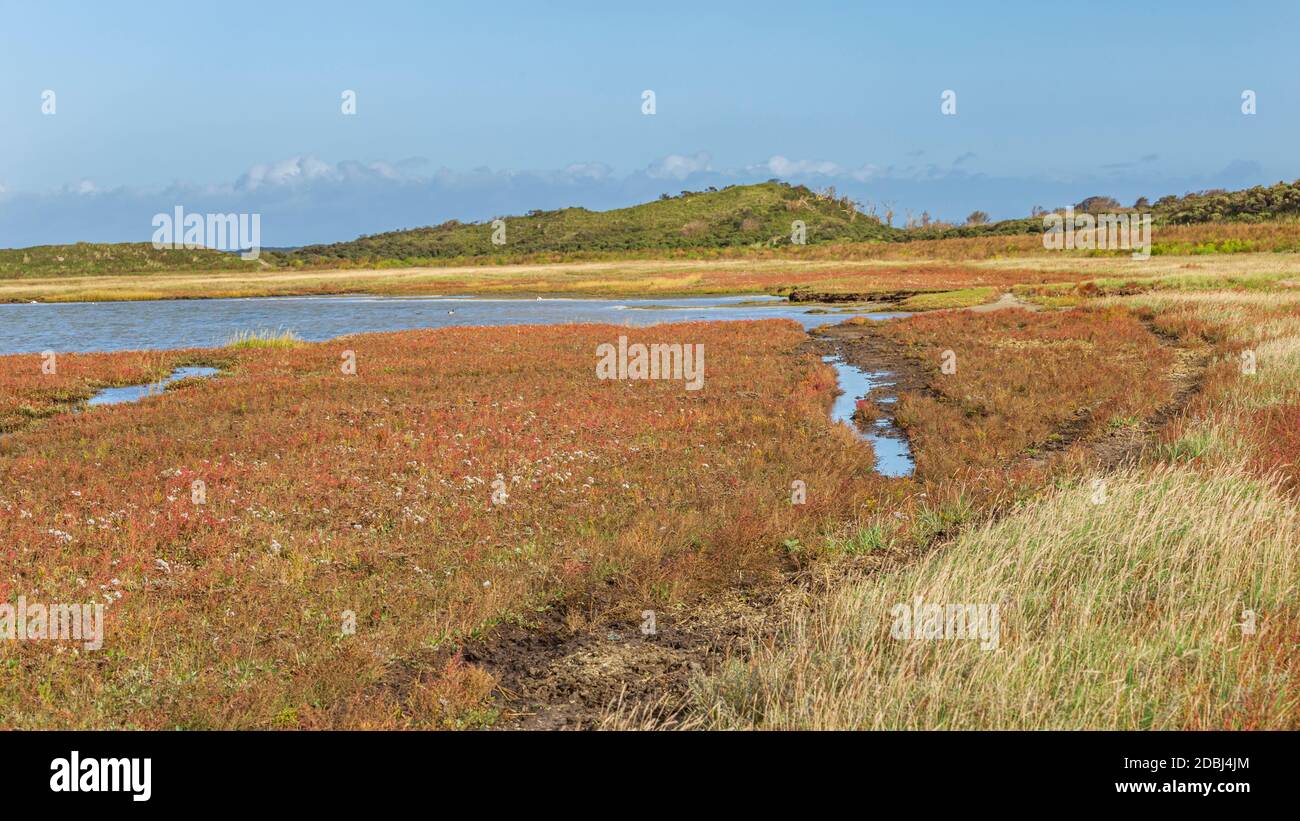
[225,329,303,349]
[898,286,999,311]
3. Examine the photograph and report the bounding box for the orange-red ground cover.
[877,307,1175,481]
[0,349,224,434]
[0,320,907,728]
[1253,404,1300,490]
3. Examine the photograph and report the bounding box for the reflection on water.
[0,294,908,355]
[822,355,915,478]
[86,367,219,407]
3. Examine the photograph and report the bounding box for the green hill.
[0,242,266,279]
[292,177,1299,265]
[285,182,898,265]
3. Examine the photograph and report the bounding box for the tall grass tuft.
[224,329,302,349]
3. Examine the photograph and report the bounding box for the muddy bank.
[814,323,932,407]
[786,289,913,304]
[459,587,779,729]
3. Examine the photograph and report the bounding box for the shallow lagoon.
[0,294,907,355]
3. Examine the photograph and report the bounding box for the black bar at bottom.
[3,730,1284,808]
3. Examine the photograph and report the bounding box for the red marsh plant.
[0,319,910,728]
[0,349,225,434]
[876,307,1175,482]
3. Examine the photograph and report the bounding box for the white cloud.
[346,160,402,181]
[752,155,879,182]
[231,155,435,192]
[761,155,842,177]
[236,155,336,190]
[559,162,613,182]
[645,152,711,180]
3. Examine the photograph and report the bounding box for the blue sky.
[2,0,1298,247]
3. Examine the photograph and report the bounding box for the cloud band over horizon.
[0,152,1278,250]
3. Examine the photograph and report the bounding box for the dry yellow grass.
[694,465,1299,729]
[0,259,908,302]
[7,247,1299,304]
[990,251,1300,282]
[0,255,1127,303]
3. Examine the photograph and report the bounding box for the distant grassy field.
[5,252,1294,313]
[0,256,1091,303]
[4,250,1299,308]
